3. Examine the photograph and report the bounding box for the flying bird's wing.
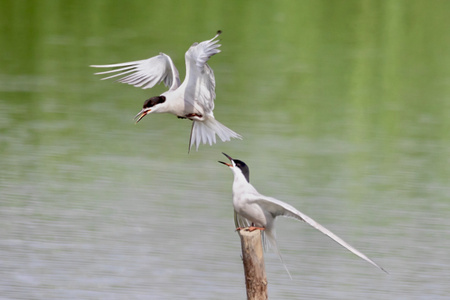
[249,194,387,273]
[90,53,181,91]
[183,31,222,113]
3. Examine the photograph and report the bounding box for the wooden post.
[238,228,268,300]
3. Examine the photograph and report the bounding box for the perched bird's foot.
[247,226,265,232]
[235,226,264,232]
[177,116,187,119]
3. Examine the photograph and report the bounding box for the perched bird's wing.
[183,31,222,113]
[249,194,387,273]
[234,211,270,250]
[90,53,181,91]
[234,210,251,229]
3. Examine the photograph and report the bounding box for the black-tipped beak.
[134,108,151,124]
[218,152,233,167]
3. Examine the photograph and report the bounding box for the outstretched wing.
[183,31,222,113]
[90,53,181,91]
[250,194,388,273]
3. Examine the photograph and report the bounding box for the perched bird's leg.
[235,226,265,232]
[247,226,265,232]
[219,152,387,274]
[177,116,187,119]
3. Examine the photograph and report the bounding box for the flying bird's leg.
[185,113,203,119]
[92,32,241,152]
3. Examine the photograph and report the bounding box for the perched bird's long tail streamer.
[265,229,293,280]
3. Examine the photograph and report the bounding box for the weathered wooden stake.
[238,228,268,300]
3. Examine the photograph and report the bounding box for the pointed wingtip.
[378,265,389,274]
[371,262,389,274]
[212,30,222,41]
[364,255,389,274]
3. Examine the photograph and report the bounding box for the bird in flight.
[219,153,387,278]
[91,31,241,152]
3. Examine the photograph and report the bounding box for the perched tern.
[219,153,387,277]
[91,31,241,152]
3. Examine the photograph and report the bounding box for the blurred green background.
[1,1,449,299]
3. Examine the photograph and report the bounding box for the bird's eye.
[143,98,153,108]
[143,96,166,108]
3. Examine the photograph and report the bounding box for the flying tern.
[91,31,241,152]
[219,153,387,277]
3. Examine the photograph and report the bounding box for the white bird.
[91,31,241,152]
[219,153,387,278]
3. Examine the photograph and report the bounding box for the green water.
[1,1,449,299]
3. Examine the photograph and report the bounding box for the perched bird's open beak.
[134,108,151,123]
[218,152,233,167]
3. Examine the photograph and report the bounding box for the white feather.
[189,117,241,152]
[91,53,181,91]
[222,155,388,277]
[91,32,240,151]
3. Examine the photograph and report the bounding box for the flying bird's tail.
[189,117,241,152]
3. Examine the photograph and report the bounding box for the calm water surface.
[1,1,449,299]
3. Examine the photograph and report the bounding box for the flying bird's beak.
[134,108,151,124]
[218,152,233,167]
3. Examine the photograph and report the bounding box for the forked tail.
[235,213,292,279]
[264,229,293,280]
[189,117,242,152]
